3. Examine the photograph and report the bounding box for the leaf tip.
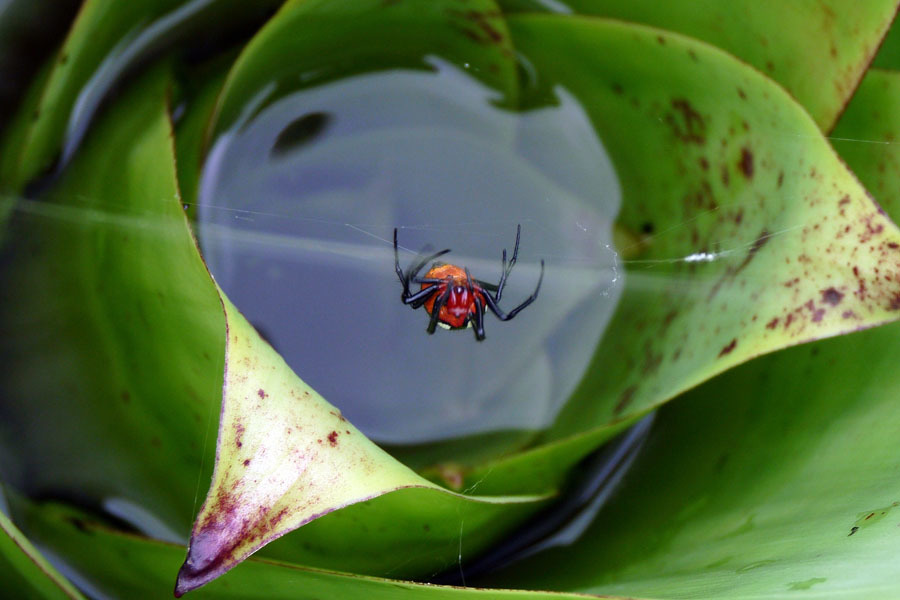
[173,523,235,596]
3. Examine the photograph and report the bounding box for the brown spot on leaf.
[738,147,754,178]
[243,459,250,467]
[889,293,900,311]
[257,389,267,399]
[614,386,636,415]
[448,8,504,45]
[821,288,844,306]
[766,317,779,330]
[234,423,245,449]
[666,98,706,144]
[718,338,737,357]
[327,431,339,446]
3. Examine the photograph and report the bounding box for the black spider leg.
[474,224,520,299]
[465,267,486,341]
[483,259,545,321]
[394,228,450,301]
[426,283,452,335]
[402,284,440,309]
[495,224,521,303]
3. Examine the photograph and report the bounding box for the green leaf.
[175,292,551,594]
[20,500,609,599]
[173,52,235,211]
[832,68,900,212]
[0,500,84,600]
[502,15,900,443]
[432,14,900,497]
[484,320,900,599]
[210,0,519,138]
[0,61,223,538]
[501,0,900,131]
[872,15,900,69]
[0,0,283,191]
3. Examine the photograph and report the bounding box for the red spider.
[393,225,544,341]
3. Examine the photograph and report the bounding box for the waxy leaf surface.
[176,293,550,594]
[500,0,900,131]
[0,504,84,600]
[22,501,611,600]
[486,319,900,599]
[437,15,900,495]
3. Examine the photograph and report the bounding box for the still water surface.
[198,59,621,443]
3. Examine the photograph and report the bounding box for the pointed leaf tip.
[175,293,445,593]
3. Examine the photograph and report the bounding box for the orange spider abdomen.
[421,264,486,329]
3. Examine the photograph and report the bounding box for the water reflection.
[198,59,621,443]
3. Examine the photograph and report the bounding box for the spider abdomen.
[421,264,487,330]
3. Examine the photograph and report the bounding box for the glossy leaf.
[433,15,900,497]
[500,16,900,442]
[20,501,606,600]
[0,502,84,600]
[500,0,900,131]
[0,62,224,538]
[832,68,900,210]
[485,319,900,598]
[0,0,283,191]
[210,0,519,138]
[175,293,550,594]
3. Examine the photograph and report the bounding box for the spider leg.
[472,295,486,341]
[405,248,450,284]
[484,259,544,321]
[394,228,406,287]
[394,228,451,296]
[402,284,440,307]
[473,279,499,293]
[426,286,451,334]
[464,267,486,341]
[494,224,521,302]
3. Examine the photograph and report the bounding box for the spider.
[393,225,544,341]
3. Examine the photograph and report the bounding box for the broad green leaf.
[872,15,900,69]
[173,52,235,211]
[0,502,84,600]
[832,68,900,208]
[20,501,610,600]
[0,0,283,191]
[175,292,550,594]
[484,320,900,599]
[0,62,223,537]
[503,15,900,442]
[427,15,900,496]
[210,0,519,138]
[500,0,900,132]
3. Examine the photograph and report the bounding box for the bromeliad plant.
[3,1,900,598]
